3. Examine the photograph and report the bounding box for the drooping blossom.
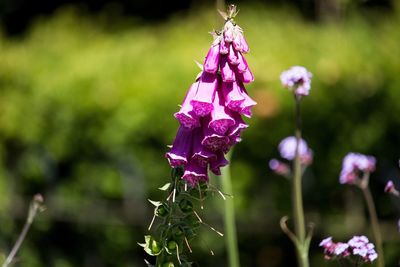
[320,236,378,263]
[269,136,312,177]
[166,5,256,186]
[384,180,395,193]
[278,136,313,163]
[339,153,376,185]
[319,237,350,259]
[384,180,400,198]
[280,66,312,97]
[269,159,290,176]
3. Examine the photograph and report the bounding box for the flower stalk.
[141,5,255,266]
[220,151,240,267]
[2,194,44,267]
[339,153,385,267]
[292,96,310,267]
[359,177,385,267]
[277,66,313,267]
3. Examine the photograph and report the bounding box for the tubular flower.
[166,7,256,186]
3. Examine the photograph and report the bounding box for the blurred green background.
[1,0,400,266]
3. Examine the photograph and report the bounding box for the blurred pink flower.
[384,180,399,196]
[320,236,377,263]
[280,66,312,97]
[278,136,312,162]
[269,159,290,176]
[339,153,376,184]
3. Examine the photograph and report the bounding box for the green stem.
[292,96,309,267]
[2,219,32,267]
[220,151,240,267]
[3,195,43,267]
[361,186,385,267]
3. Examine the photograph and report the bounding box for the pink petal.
[224,21,234,43]
[204,44,220,73]
[238,67,254,83]
[190,72,218,117]
[227,112,249,137]
[191,128,217,167]
[233,32,242,52]
[174,82,200,129]
[240,35,249,53]
[219,40,229,55]
[182,159,208,187]
[239,85,257,118]
[222,81,245,112]
[165,126,194,168]
[228,44,240,65]
[220,55,236,82]
[202,117,230,152]
[236,53,249,74]
[226,112,248,148]
[209,90,235,135]
[210,151,229,175]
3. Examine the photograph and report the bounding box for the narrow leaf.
[148,199,162,207]
[158,183,171,191]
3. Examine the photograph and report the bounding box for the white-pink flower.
[339,153,376,184]
[280,66,312,97]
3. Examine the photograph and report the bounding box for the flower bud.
[179,199,193,213]
[219,40,229,55]
[228,44,239,65]
[151,239,162,254]
[236,53,248,73]
[167,240,177,251]
[224,21,234,43]
[155,205,168,217]
[232,31,242,52]
[240,35,249,53]
[204,44,220,73]
[238,68,254,83]
[220,56,235,82]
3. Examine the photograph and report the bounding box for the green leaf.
[139,235,163,256]
[165,240,177,255]
[148,199,162,207]
[218,10,228,20]
[144,259,155,267]
[158,183,171,191]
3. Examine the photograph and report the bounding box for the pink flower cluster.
[166,17,256,186]
[278,136,313,162]
[320,236,378,263]
[384,180,400,196]
[269,136,313,176]
[280,66,312,97]
[339,152,376,184]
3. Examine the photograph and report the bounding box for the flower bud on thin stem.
[2,194,44,267]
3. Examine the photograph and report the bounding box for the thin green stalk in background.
[2,194,44,267]
[220,151,240,267]
[360,182,385,267]
[292,96,310,267]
